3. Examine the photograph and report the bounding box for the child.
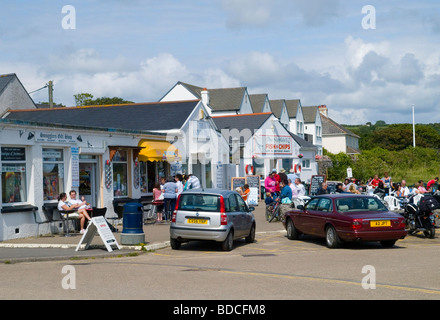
[265,192,274,206]
[241,184,250,203]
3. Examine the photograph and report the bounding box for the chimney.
[318,105,328,117]
[201,88,210,107]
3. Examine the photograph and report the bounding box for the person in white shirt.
[295,178,306,197]
[288,179,298,197]
[187,174,201,189]
[175,174,184,196]
[58,191,91,234]
[400,180,411,197]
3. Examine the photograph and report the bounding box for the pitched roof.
[320,113,359,138]
[288,131,317,149]
[249,94,269,113]
[285,99,301,118]
[2,100,200,133]
[212,113,272,136]
[302,106,319,123]
[268,99,285,118]
[0,73,15,96]
[177,81,248,112]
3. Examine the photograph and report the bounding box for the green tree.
[74,93,94,106]
[73,93,134,106]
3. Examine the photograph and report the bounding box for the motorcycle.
[401,194,439,238]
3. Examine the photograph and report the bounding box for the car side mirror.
[248,206,255,212]
[297,205,305,210]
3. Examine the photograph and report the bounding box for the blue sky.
[1,0,439,124]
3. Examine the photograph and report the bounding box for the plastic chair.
[91,207,107,217]
[40,206,65,236]
[107,205,124,232]
[34,208,53,237]
[384,196,401,211]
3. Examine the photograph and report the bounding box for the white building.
[0,97,229,241]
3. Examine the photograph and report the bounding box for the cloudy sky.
[1,0,439,124]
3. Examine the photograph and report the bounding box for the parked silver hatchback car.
[170,189,256,251]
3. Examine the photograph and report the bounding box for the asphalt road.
[1,227,439,302]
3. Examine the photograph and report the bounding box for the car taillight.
[351,220,362,230]
[220,196,227,225]
[398,218,406,229]
[172,194,181,223]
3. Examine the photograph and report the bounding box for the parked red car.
[283,194,407,248]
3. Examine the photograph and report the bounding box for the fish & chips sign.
[253,135,293,156]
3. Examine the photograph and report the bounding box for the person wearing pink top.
[264,171,277,195]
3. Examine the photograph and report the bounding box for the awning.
[138,139,181,162]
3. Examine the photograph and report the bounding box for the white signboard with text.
[76,216,120,252]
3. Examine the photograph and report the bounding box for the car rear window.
[335,197,387,212]
[178,194,220,212]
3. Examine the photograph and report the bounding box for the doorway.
[79,162,97,207]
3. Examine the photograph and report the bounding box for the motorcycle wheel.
[423,227,435,239]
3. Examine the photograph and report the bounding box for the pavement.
[0,202,284,263]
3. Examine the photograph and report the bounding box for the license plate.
[370,220,391,227]
[187,218,208,224]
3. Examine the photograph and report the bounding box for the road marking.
[218,270,440,296]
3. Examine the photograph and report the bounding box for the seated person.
[373,181,386,199]
[64,190,91,233]
[265,192,275,206]
[348,184,361,194]
[318,182,330,194]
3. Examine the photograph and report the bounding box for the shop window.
[43,148,64,201]
[113,150,128,197]
[302,159,311,169]
[1,147,27,204]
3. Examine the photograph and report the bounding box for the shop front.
[137,139,182,194]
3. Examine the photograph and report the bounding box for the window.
[113,150,128,197]
[317,198,331,212]
[177,194,220,212]
[306,198,319,210]
[1,147,27,203]
[236,194,248,212]
[228,194,239,212]
[302,159,311,169]
[43,148,64,201]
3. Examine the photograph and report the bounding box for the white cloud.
[221,0,342,29]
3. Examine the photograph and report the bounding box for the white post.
[412,104,416,148]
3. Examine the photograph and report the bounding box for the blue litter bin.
[120,202,145,245]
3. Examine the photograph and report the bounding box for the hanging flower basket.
[297,153,304,159]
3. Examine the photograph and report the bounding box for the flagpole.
[412,104,416,148]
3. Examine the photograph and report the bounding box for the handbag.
[157,193,164,201]
[281,197,292,204]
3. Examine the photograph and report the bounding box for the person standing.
[288,179,298,198]
[162,177,178,222]
[241,184,250,204]
[186,174,201,190]
[382,172,392,195]
[295,178,306,197]
[264,171,277,195]
[175,174,184,196]
[273,169,281,196]
[152,183,164,223]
